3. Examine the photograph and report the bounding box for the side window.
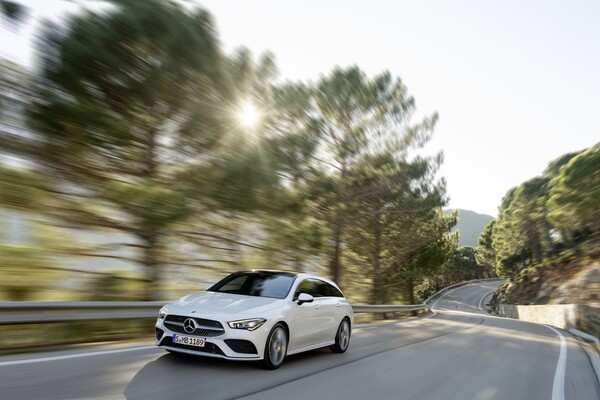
[293,279,315,301]
[328,283,344,298]
[314,280,333,297]
[314,281,327,297]
[314,280,344,298]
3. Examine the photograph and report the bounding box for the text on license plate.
[173,334,205,347]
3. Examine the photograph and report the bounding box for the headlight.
[158,307,167,319]
[228,318,266,331]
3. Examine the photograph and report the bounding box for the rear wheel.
[329,319,351,353]
[259,323,288,369]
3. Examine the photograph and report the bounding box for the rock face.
[492,252,600,308]
[553,264,600,304]
[491,246,600,339]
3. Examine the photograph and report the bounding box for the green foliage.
[443,246,491,283]
[10,0,231,299]
[305,66,441,284]
[547,143,600,234]
[0,1,459,304]
[0,166,48,211]
[451,209,494,247]
[476,220,496,272]
[489,143,598,278]
[0,244,58,300]
[105,180,189,232]
[383,210,458,303]
[201,144,281,213]
[492,177,552,276]
[85,271,145,301]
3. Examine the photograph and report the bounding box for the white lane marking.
[478,291,493,311]
[0,345,155,367]
[545,326,567,400]
[431,284,471,310]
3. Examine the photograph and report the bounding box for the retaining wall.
[498,303,600,339]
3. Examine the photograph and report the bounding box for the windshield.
[207,271,297,299]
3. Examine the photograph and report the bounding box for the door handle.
[314,304,321,310]
[336,303,341,307]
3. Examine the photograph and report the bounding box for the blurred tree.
[5,0,231,300]
[174,49,327,273]
[86,270,144,301]
[0,0,26,24]
[349,147,449,303]
[384,210,458,304]
[0,3,460,300]
[0,165,48,210]
[442,246,487,283]
[309,67,433,285]
[547,143,600,238]
[0,244,58,300]
[492,177,552,276]
[198,47,282,214]
[489,146,598,277]
[475,220,497,276]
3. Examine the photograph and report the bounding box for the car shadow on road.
[123,348,342,400]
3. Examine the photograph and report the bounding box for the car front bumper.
[155,318,267,361]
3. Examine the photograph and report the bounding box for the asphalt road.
[1,281,598,400]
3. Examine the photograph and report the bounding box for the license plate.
[173,334,205,347]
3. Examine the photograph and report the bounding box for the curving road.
[0,281,598,399]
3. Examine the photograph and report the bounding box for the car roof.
[238,269,300,276]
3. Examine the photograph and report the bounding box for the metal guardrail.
[0,301,427,325]
[0,278,504,326]
[0,302,165,325]
[352,304,427,313]
[423,277,505,305]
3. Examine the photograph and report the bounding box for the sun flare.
[238,102,261,128]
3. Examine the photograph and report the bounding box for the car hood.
[167,291,285,315]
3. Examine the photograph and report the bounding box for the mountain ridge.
[445,209,494,247]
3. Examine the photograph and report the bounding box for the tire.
[259,323,288,370]
[329,318,351,353]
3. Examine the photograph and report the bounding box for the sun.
[238,102,261,129]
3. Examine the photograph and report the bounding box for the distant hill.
[445,209,494,247]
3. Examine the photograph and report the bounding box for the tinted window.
[293,279,315,300]
[208,271,296,299]
[329,283,344,298]
[217,275,247,292]
[314,280,344,298]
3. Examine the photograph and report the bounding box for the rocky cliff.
[492,245,600,308]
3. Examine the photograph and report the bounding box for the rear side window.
[314,280,344,298]
[328,283,344,298]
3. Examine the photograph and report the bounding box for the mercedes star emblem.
[183,318,197,334]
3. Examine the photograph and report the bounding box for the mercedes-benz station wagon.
[155,270,353,369]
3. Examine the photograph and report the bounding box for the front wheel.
[259,323,288,369]
[329,319,351,353]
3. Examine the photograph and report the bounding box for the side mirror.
[297,293,314,305]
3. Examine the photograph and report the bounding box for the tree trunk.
[328,162,347,285]
[372,207,384,304]
[329,220,342,284]
[143,232,160,301]
[407,277,415,305]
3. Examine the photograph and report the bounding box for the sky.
[2,0,599,216]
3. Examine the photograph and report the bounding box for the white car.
[155,270,353,369]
